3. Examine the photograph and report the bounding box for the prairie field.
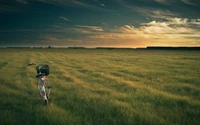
[0,48,200,125]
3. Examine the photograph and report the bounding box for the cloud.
[37,17,200,48]
[48,24,104,34]
[130,17,200,37]
[16,0,28,4]
[71,28,93,34]
[142,17,200,27]
[101,4,105,7]
[181,0,196,5]
[36,0,112,12]
[150,10,176,19]
[88,17,200,47]
[140,22,193,35]
[165,17,200,26]
[153,0,183,5]
[115,1,177,19]
[154,0,199,6]
[93,0,105,7]
[166,17,188,25]
[154,0,170,5]
[70,0,111,12]
[75,25,104,32]
[60,16,70,21]
[190,19,200,25]
[135,7,177,19]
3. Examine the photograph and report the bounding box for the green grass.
[0,49,200,125]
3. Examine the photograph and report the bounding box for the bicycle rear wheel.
[45,99,49,106]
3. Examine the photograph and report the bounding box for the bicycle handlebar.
[27,63,36,66]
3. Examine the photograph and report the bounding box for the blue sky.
[0,0,200,48]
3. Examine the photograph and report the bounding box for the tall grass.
[0,49,200,125]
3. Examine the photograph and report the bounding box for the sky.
[0,0,200,48]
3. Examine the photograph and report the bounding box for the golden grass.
[0,49,200,125]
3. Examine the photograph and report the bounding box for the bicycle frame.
[28,63,51,106]
[37,75,50,101]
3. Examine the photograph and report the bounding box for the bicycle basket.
[36,64,50,76]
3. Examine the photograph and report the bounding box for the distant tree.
[48,46,51,48]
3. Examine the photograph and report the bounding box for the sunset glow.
[0,0,200,48]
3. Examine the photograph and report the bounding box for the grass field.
[0,49,200,125]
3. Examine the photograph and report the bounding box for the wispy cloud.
[60,16,70,21]
[181,0,196,5]
[93,0,105,7]
[136,7,177,19]
[115,0,177,19]
[101,4,105,7]
[75,25,104,32]
[154,0,171,5]
[154,0,199,6]
[16,0,28,4]
[71,28,93,34]
[36,0,112,12]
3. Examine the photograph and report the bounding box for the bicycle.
[28,63,52,106]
